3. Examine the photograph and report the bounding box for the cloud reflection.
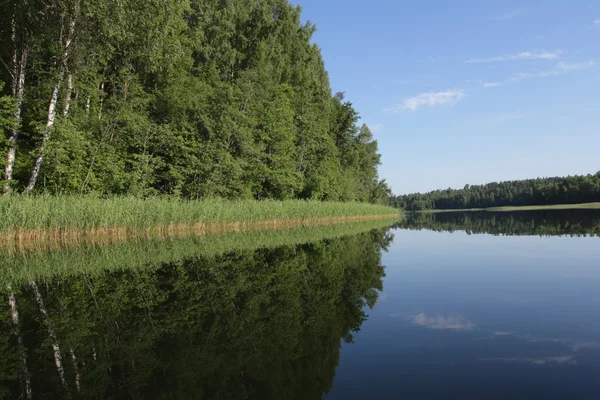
[479,355,576,365]
[410,313,475,331]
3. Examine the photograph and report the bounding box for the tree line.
[0,0,390,203]
[391,173,600,211]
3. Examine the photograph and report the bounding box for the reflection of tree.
[397,210,600,237]
[0,229,391,399]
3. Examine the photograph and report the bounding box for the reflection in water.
[4,211,600,399]
[397,209,600,236]
[0,229,393,399]
[327,212,600,399]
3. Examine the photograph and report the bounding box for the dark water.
[1,210,600,399]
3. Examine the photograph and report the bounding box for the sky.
[292,0,600,195]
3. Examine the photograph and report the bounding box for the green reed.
[0,218,399,287]
[0,194,398,236]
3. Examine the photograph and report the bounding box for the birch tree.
[7,289,32,399]
[25,1,80,193]
[1,1,32,194]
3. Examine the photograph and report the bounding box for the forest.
[0,0,390,204]
[392,173,600,211]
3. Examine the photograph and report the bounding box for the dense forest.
[0,0,390,203]
[392,173,600,211]
[0,229,392,398]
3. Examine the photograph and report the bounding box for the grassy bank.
[416,202,600,214]
[0,195,398,242]
[0,218,398,286]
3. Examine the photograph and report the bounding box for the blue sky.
[293,0,600,194]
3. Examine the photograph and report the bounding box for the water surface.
[1,211,600,399]
[329,210,600,399]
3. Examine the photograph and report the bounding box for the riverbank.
[0,195,398,243]
[414,202,600,214]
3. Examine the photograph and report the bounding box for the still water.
[1,210,599,399]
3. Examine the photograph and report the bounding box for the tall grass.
[0,218,398,287]
[0,195,398,239]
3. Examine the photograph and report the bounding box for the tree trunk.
[98,82,105,121]
[24,75,62,193]
[25,19,76,193]
[3,16,28,195]
[63,73,73,118]
[7,289,32,400]
[70,348,81,392]
[29,281,70,392]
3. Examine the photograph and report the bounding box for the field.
[0,195,398,242]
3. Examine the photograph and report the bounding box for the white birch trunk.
[24,78,61,193]
[98,82,105,121]
[3,16,28,194]
[63,73,73,118]
[69,348,80,392]
[29,281,70,392]
[25,19,76,193]
[85,96,91,115]
[7,289,32,400]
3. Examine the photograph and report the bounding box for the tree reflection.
[0,228,392,399]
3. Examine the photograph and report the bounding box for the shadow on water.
[396,209,600,237]
[0,225,394,399]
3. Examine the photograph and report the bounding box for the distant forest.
[1,0,390,203]
[392,173,600,211]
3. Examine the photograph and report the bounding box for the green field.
[416,202,600,214]
[0,195,398,241]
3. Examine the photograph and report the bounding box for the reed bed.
[0,218,398,287]
[0,195,398,242]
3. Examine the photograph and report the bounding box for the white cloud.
[385,89,466,112]
[483,82,502,88]
[594,19,600,25]
[466,50,561,64]
[367,123,384,133]
[512,60,594,81]
[494,8,526,21]
[557,60,594,72]
[410,313,474,331]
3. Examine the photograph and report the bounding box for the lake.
[1,210,599,399]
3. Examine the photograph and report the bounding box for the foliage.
[0,83,13,134]
[392,173,600,211]
[0,0,390,202]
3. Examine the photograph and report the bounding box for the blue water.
[327,229,600,399]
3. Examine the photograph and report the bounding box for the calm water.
[1,210,600,399]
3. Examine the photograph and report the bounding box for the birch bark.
[25,18,76,193]
[29,281,70,391]
[7,289,32,400]
[3,16,29,194]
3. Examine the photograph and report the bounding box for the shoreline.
[413,202,600,214]
[0,213,400,249]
